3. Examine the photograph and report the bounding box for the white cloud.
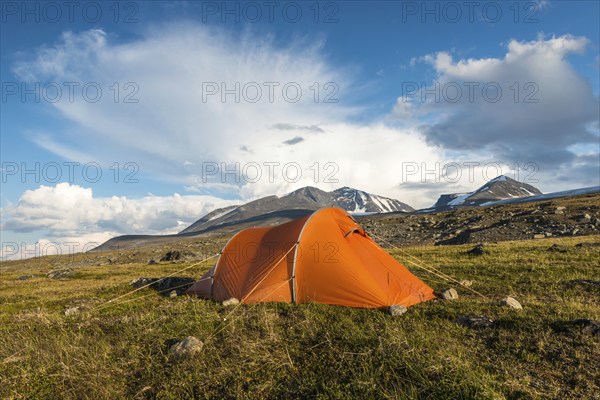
[13,26,361,186]
[2,182,237,235]
[11,24,447,206]
[394,35,599,174]
[6,26,598,259]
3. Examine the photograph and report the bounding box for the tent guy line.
[93,253,220,311]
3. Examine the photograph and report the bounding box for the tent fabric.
[186,207,436,308]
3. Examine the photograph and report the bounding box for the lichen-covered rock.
[388,305,408,317]
[169,336,203,359]
[47,269,74,279]
[500,296,522,309]
[64,307,80,317]
[440,288,458,300]
[222,298,240,307]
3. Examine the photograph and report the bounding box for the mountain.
[432,175,542,210]
[332,187,413,213]
[95,186,412,250]
[180,186,413,235]
[93,179,598,252]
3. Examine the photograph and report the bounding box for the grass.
[0,235,598,399]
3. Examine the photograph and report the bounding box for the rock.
[570,319,599,336]
[459,279,473,287]
[565,279,600,288]
[64,306,80,317]
[130,277,195,296]
[222,297,240,307]
[544,232,553,237]
[533,234,545,239]
[169,336,203,358]
[440,288,458,300]
[160,251,182,262]
[554,206,566,214]
[500,296,522,310]
[130,277,158,289]
[579,213,592,223]
[388,305,408,317]
[169,290,178,298]
[47,269,74,279]
[575,242,600,248]
[17,274,34,280]
[435,230,471,246]
[455,315,494,329]
[466,244,485,255]
[547,244,568,253]
[147,259,157,265]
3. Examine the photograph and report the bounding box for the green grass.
[1,236,598,399]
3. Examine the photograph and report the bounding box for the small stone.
[17,275,34,281]
[455,315,494,329]
[222,297,240,307]
[47,269,74,279]
[570,319,599,336]
[554,206,566,214]
[566,279,600,288]
[544,232,553,237]
[161,251,182,262]
[580,213,592,223]
[130,277,157,289]
[147,259,157,265]
[64,306,80,317]
[440,288,459,300]
[500,296,522,310]
[466,244,485,256]
[533,234,545,239]
[547,244,567,253]
[169,336,203,358]
[575,242,600,248]
[459,279,473,287]
[169,290,178,298]
[388,305,408,317]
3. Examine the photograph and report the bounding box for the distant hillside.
[179,186,413,235]
[432,176,542,210]
[94,178,599,251]
[95,186,413,250]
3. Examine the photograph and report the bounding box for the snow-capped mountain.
[180,186,413,235]
[432,175,543,210]
[332,187,413,213]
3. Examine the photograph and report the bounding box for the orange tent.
[186,207,435,308]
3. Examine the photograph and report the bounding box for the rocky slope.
[364,192,600,247]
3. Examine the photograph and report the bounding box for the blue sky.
[1,1,599,259]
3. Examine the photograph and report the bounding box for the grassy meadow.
[1,235,598,399]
